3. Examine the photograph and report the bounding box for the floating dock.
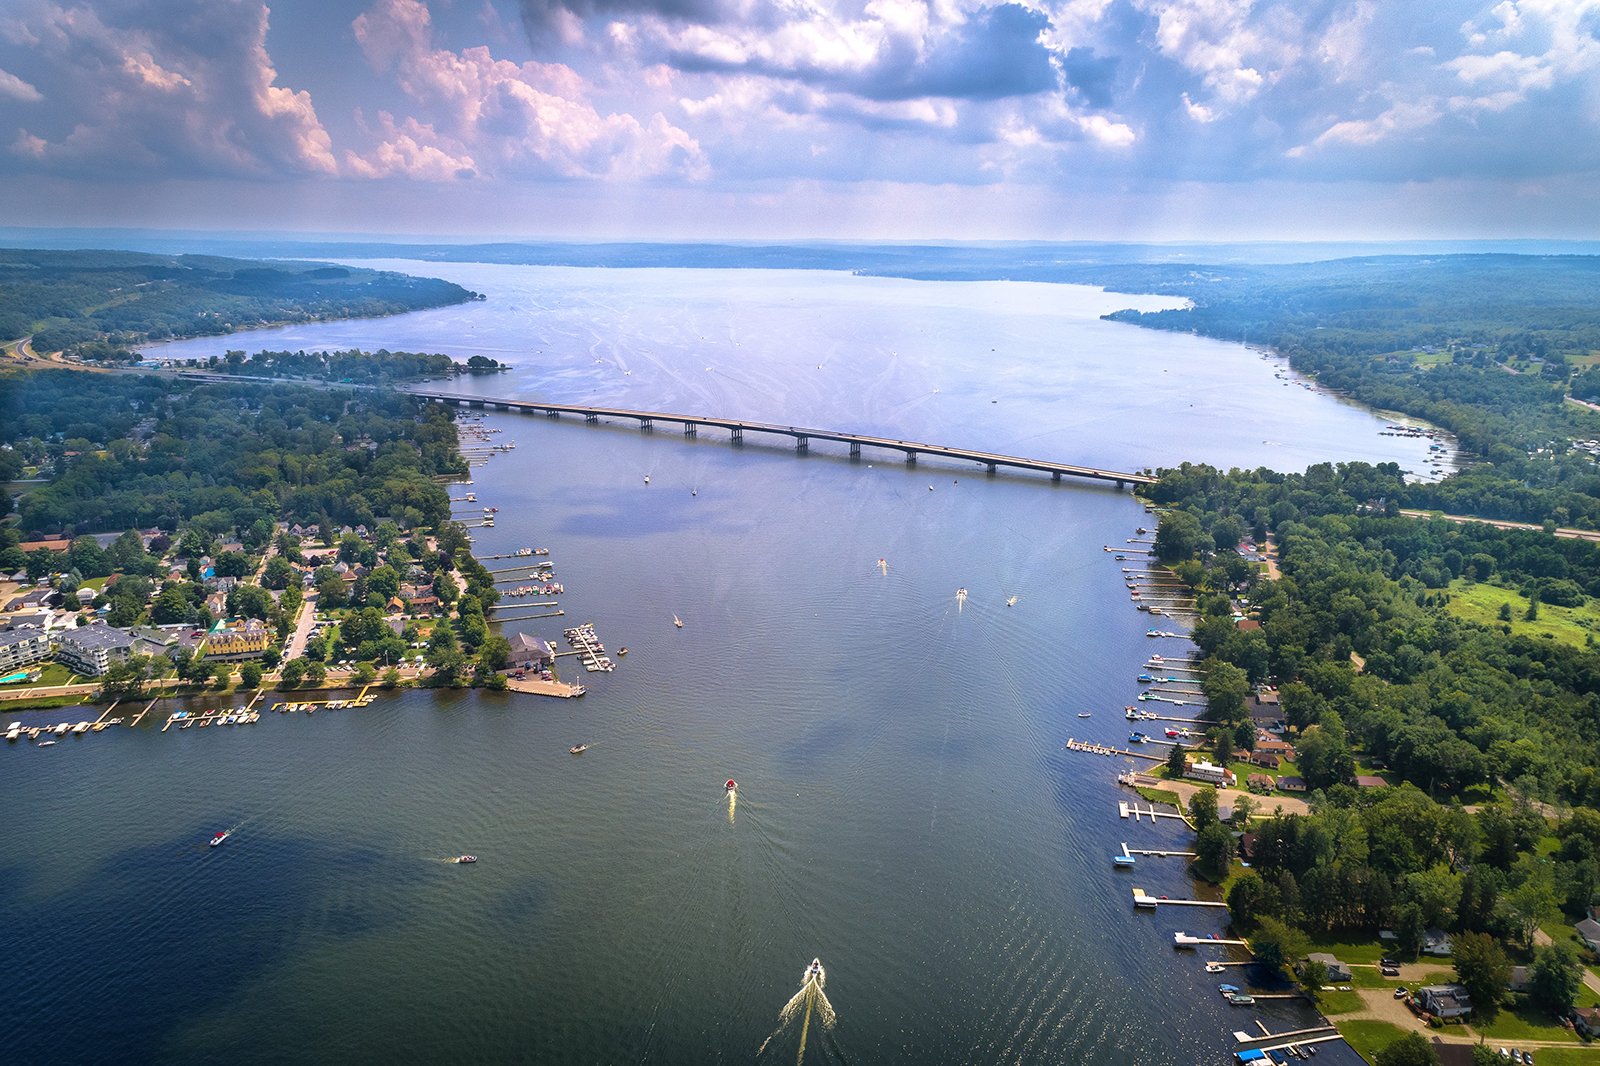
[1119,801,1188,821]
[1067,738,1163,762]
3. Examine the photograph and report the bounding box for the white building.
[1184,759,1231,786]
[55,624,136,676]
[0,628,51,672]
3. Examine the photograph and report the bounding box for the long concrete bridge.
[410,390,1157,488]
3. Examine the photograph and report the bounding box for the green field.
[1466,999,1581,1043]
[1335,1019,1411,1062]
[1318,988,1364,1015]
[1447,579,1600,649]
[0,662,75,687]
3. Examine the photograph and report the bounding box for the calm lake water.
[7,265,1428,1064]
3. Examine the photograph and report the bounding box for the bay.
[6,264,1430,1064]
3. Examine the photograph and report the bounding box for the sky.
[0,0,1597,241]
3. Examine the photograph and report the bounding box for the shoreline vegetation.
[0,248,481,363]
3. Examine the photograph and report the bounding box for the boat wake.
[757,958,836,1063]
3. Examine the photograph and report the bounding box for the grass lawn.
[1447,578,1600,649]
[1336,1019,1411,1062]
[1318,988,1364,1015]
[1134,785,1182,807]
[0,662,76,687]
[1529,1046,1600,1065]
[1346,966,1454,990]
[1466,999,1581,1043]
[1306,934,1389,965]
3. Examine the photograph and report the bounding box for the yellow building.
[204,621,270,659]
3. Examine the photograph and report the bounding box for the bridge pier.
[986,462,997,475]
[640,417,653,432]
[469,400,484,409]
[494,402,509,411]
[1115,479,1125,490]
[1052,472,1062,482]
[585,413,597,424]
[684,422,697,437]
[546,409,560,419]
[731,428,743,445]
[904,451,917,466]
[849,442,860,458]
[795,435,808,453]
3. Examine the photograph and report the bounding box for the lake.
[7,264,1428,1064]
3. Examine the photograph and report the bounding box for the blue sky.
[0,0,1597,240]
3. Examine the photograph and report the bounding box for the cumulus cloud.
[0,67,43,103]
[4,0,336,177]
[352,0,706,179]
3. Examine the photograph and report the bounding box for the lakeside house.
[1277,776,1307,792]
[1417,983,1473,1019]
[1574,1006,1600,1038]
[204,620,270,659]
[0,628,52,672]
[1183,759,1231,786]
[1304,953,1351,982]
[54,623,136,676]
[509,632,555,670]
[1422,928,1454,956]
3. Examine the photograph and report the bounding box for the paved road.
[283,592,319,660]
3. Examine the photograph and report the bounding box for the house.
[508,632,555,670]
[75,587,97,605]
[1249,699,1287,733]
[407,595,439,616]
[1235,618,1261,632]
[1250,752,1282,770]
[1576,917,1600,953]
[1355,775,1389,789]
[386,596,406,615]
[1255,738,1295,760]
[1277,776,1308,792]
[1184,760,1231,786]
[1417,984,1472,1019]
[1246,773,1276,794]
[1574,1006,1600,1038]
[1508,966,1530,993]
[7,588,60,612]
[1305,953,1351,982]
[0,628,52,672]
[18,538,70,554]
[1,609,58,633]
[1423,928,1454,956]
[204,621,270,660]
[55,624,136,676]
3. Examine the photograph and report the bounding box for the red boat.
[725,779,737,793]
[209,830,230,847]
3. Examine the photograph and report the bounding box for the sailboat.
[673,614,684,628]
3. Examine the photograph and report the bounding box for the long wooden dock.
[1119,801,1188,822]
[1067,738,1163,762]
[409,390,1158,488]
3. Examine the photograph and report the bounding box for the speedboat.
[454,855,477,864]
[1077,712,1092,718]
[617,647,628,656]
[643,475,651,484]
[1128,731,1150,744]
[673,615,684,628]
[37,740,57,747]
[1217,983,1240,994]
[725,779,737,794]
[1205,963,1225,973]
[209,830,230,847]
[570,744,589,755]
[804,957,824,983]
[1227,993,1255,1005]
[1006,596,1018,607]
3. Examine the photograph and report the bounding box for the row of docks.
[164,708,262,730]
[9,698,133,743]
[269,685,378,714]
[563,623,617,673]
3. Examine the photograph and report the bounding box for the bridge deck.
[411,391,1156,487]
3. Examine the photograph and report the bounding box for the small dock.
[1118,801,1188,822]
[1132,889,1231,912]
[131,697,158,727]
[1236,1024,1336,1045]
[564,623,616,673]
[494,610,565,622]
[1123,843,1197,858]
[1067,738,1163,762]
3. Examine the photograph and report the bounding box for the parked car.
[1393,987,1408,999]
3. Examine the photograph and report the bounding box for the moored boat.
[454,855,477,864]
[570,744,589,755]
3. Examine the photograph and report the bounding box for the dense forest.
[1144,461,1600,1030]
[201,348,507,383]
[0,372,460,536]
[0,249,480,358]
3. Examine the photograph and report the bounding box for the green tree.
[262,556,295,590]
[1402,865,1464,932]
[1189,786,1220,831]
[1227,870,1273,930]
[1297,713,1356,790]
[1527,941,1583,1017]
[1248,916,1307,976]
[150,585,191,625]
[1502,868,1560,949]
[304,659,327,686]
[1297,958,1328,1002]
[1166,741,1188,778]
[352,662,376,686]
[238,661,263,689]
[1373,1032,1439,1066]
[279,657,306,687]
[1195,821,1235,882]
[381,666,401,688]
[1452,931,1511,1021]
[1155,509,1209,562]
[1202,661,1251,725]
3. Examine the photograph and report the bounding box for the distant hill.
[0,249,480,360]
